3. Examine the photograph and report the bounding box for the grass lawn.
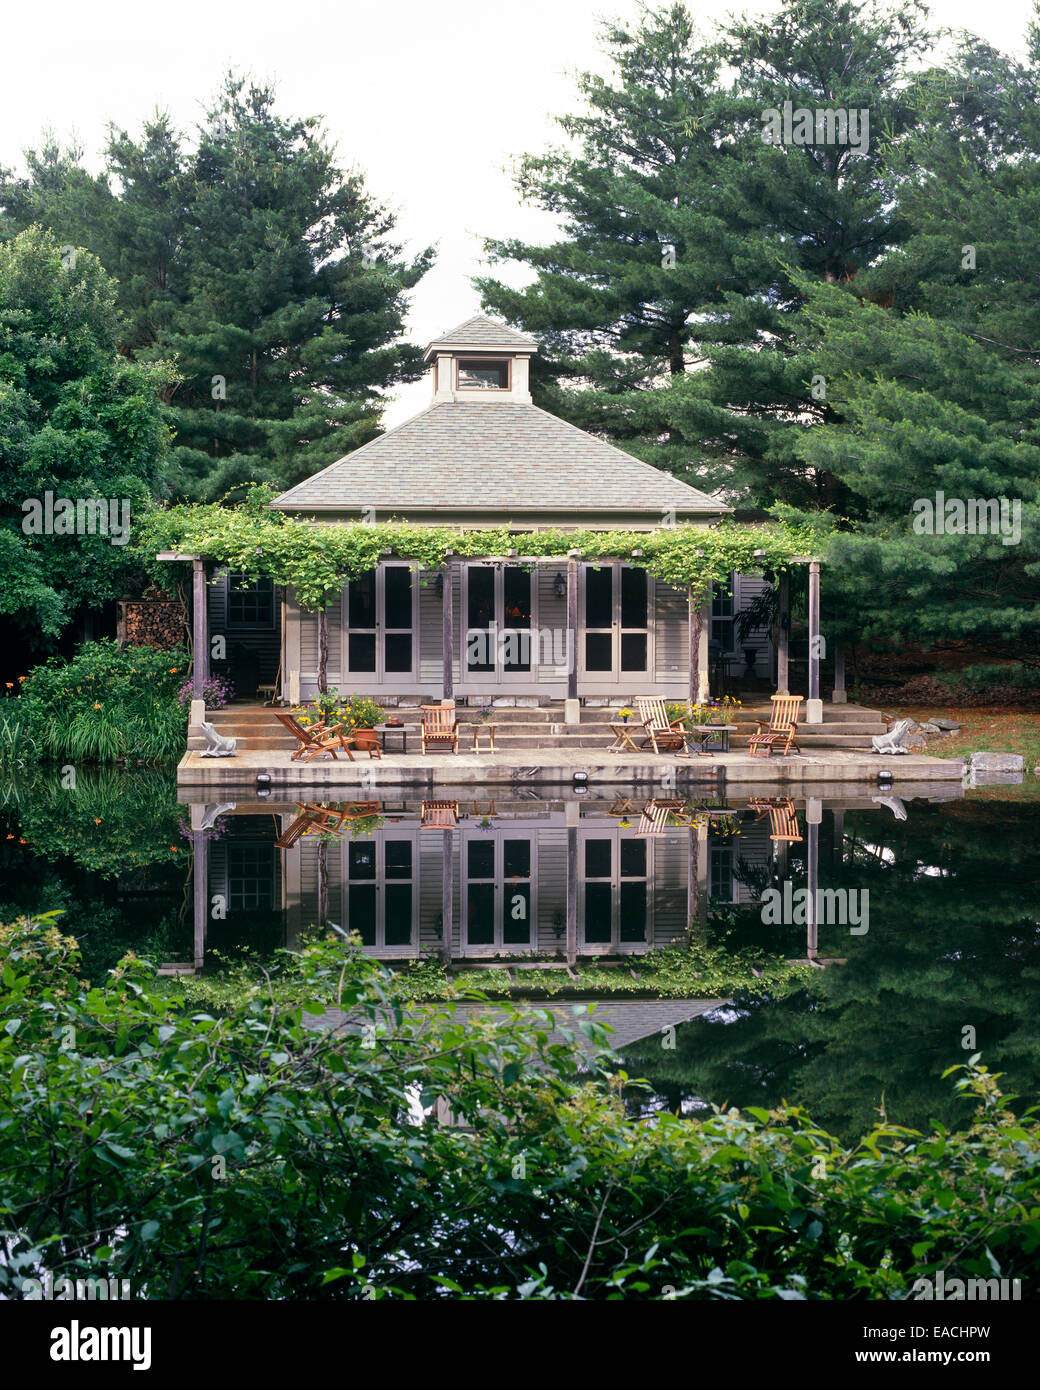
[892,705,1040,798]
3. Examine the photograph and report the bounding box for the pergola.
[158,547,841,722]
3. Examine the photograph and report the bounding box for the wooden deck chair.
[747,695,803,758]
[275,711,354,762]
[421,800,460,827]
[420,705,460,755]
[635,697,689,756]
[748,798,803,843]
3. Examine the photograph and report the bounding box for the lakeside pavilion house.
[176,315,799,718]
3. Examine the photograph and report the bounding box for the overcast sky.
[2,0,1035,423]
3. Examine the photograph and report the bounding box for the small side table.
[607,722,641,753]
[377,724,408,754]
[695,723,737,754]
[472,723,497,753]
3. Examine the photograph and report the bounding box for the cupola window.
[456,358,509,390]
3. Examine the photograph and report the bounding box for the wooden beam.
[442,828,454,964]
[192,830,208,969]
[832,640,847,703]
[806,819,819,960]
[192,558,209,702]
[566,827,578,966]
[566,555,579,703]
[442,559,454,702]
[777,571,790,694]
[808,560,821,704]
[688,584,701,706]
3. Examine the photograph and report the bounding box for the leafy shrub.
[1,919,1037,1300]
[15,640,188,762]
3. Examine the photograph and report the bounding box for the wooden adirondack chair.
[420,705,459,754]
[747,694,803,758]
[748,797,803,842]
[274,711,355,762]
[421,799,459,826]
[635,697,689,756]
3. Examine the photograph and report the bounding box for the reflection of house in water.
[175,788,965,975]
[191,797,782,969]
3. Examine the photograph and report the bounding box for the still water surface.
[2,770,1036,1140]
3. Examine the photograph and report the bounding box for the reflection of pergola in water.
[180,796,859,973]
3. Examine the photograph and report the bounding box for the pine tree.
[477,0,932,503]
[1,76,434,501]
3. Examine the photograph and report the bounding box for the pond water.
[2,769,1037,1142]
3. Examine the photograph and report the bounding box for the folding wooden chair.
[635,697,689,756]
[274,711,354,762]
[421,800,460,827]
[420,705,460,755]
[747,695,803,758]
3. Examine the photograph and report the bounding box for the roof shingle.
[272,401,725,515]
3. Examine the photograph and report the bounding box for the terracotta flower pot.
[350,727,379,753]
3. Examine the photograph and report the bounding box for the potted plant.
[342,694,385,755]
[475,700,494,723]
[618,706,634,723]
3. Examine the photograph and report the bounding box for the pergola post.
[191,557,209,724]
[806,560,822,724]
[566,826,578,966]
[192,828,208,970]
[564,552,579,725]
[441,556,454,704]
[441,828,454,964]
[806,797,822,960]
[776,571,790,694]
[688,585,701,707]
[832,640,847,704]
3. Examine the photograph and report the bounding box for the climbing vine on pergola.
[139,505,824,611]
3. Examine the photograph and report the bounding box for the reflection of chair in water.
[748,797,803,842]
[636,798,687,835]
[274,801,381,848]
[421,800,459,827]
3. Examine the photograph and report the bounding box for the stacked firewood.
[118,600,187,651]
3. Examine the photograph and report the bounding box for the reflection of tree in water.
[626,800,1040,1141]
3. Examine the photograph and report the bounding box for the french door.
[462,832,536,952]
[464,564,533,683]
[581,564,650,681]
[343,834,417,952]
[345,564,415,679]
[579,832,650,951]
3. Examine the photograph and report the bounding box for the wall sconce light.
[433,573,444,597]
[433,912,443,939]
[553,572,566,600]
[552,912,564,939]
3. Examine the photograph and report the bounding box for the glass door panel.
[502,567,532,673]
[346,566,414,678]
[581,565,649,679]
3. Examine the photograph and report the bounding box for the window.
[228,845,276,912]
[457,358,509,390]
[711,578,734,649]
[227,573,274,627]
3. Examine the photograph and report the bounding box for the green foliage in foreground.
[15,640,187,762]
[2,918,1037,1301]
